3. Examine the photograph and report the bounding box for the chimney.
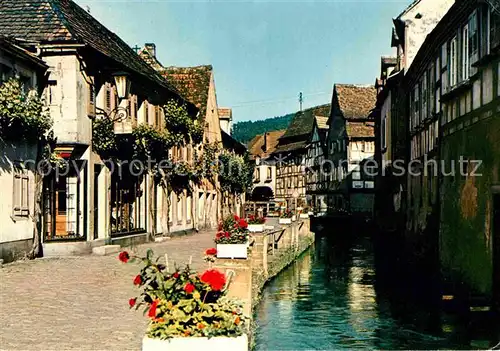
[145,43,156,58]
[263,132,268,152]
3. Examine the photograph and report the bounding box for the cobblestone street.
[0,231,215,351]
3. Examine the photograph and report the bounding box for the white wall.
[0,143,37,244]
[402,0,455,70]
[43,55,92,144]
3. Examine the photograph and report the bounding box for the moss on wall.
[440,112,500,296]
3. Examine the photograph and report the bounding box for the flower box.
[279,218,292,225]
[300,213,309,219]
[142,334,248,351]
[216,243,248,259]
[247,224,264,232]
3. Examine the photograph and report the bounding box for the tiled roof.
[346,121,375,138]
[248,130,286,159]
[274,140,308,153]
[0,0,183,99]
[160,66,212,118]
[218,108,232,120]
[0,37,47,69]
[221,130,247,155]
[315,116,329,130]
[335,84,377,119]
[281,104,331,140]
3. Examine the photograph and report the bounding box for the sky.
[75,0,410,123]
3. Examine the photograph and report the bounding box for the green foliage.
[132,124,169,163]
[0,78,52,143]
[92,118,117,157]
[214,214,249,244]
[232,113,293,144]
[218,152,254,195]
[123,250,247,339]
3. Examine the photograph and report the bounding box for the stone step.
[92,245,121,256]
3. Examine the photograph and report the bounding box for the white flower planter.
[279,218,292,225]
[216,243,248,259]
[247,224,264,232]
[300,213,309,219]
[143,334,248,351]
[308,211,314,216]
[292,215,297,221]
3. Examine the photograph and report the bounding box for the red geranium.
[184,283,195,294]
[173,272,180,279]
[224,231,230,238]
[129,298,136,308]
[218,223,223,231]
[118,251,130,263]
[200,269,226,291]
[148,299,160,318]
[238,219,248,229]
[133,275,142,286]
[205,248,217,255]
[234,215,240,221]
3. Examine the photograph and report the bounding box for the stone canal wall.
[213,218,315,346]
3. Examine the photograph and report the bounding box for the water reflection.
[254,234,500,350]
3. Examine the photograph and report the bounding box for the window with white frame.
[413,85,419,129]
[429,65,435,115]
[441,43,449,92]
[462,24,470,80]
[12,163,29,217]
[449,36,458,87]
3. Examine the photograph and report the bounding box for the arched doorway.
[251,186,274,202]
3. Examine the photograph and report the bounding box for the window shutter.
[21,174,29,216]
[105,84,111,113]
[12,172,21,216]
[87,76,96,118]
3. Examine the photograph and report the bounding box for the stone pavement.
[0,230,215,351]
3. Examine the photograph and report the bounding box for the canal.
[254,233,500,350]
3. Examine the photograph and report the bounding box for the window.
[128,95,138,121]
[352,171,361,180]
[463,24,470,80]
[441,42,449,93]
[177,193,183,223]
[480,4,491,58]
[254,168,260,182]
[491,6,500,50]
[422,73,428,121]
[266,167,272,180]
[429,65,436,115]
[144,101,149,123]
[449,36,458,87]
[413,85,419,129]
[12,164,29,217]
[469,10,479,65]
[155,106,161,127]
[381,115,387,150]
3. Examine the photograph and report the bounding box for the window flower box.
[142,334,248,351]
[279,218,292,225]
[216,242,248,259]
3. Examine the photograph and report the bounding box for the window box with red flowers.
[246,214,266,233]
[279,209,294,224]
[118,250,248,351]
[214,215,249,259]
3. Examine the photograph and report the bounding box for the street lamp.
[113,71,131,100]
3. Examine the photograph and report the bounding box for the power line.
[231,91,330,108]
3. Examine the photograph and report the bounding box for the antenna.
[299,92,303,112]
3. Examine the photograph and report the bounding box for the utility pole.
[299,92,303,112]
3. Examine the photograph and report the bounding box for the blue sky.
[76,0,410,123]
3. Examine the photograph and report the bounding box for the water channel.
[254,233,500,350]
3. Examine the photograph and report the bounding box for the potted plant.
[247,214,266,232]
[214,215,249,259]
[279,209,294,224]
[119,250,248,351]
